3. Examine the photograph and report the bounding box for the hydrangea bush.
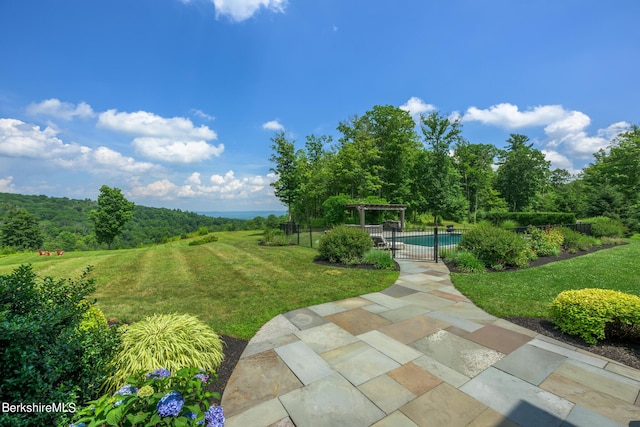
[71,367,224,427]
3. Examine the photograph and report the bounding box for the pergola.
[345,203,406,231]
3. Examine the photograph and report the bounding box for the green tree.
[0,206,44,250]
[89,185,135,249]
[294,134,332,223]
[417,112,467,223]
[334,116,383,199]
[495,134,550,211]
[454,141,498,222]
[335,106,421,204]
[269,131,301,222]
[583,125,640,229]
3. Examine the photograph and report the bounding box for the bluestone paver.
[221,260,640,427]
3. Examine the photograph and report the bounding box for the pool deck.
[221,259,640,427]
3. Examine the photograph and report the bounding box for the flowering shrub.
[525,226,563,257]
[71,367,224,427]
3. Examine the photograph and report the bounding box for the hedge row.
[484,212,576,226]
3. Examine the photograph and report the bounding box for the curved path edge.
[221,260,640,427]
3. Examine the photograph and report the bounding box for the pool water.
[397,233,462,247]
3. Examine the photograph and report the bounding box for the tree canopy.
[90,185,135,249]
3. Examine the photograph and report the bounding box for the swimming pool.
[397,233,463,247]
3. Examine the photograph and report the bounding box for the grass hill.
[0,230,399,339]
[0,192,273,251]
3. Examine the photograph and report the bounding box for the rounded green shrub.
[458,224,528,268]
[318,225,373,264]
[79,304,109,331]
[550,289,640,344]
[105,313,224,393]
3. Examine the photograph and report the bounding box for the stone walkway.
[221,260,640,427]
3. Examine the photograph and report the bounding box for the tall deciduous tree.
[417,112,467,223]
[454,141,498,222]
[269,131,301,221]
[0,206,44,250]
[361,105,421,203]
[495,134,550,212]
[334,116,383,199]
[90,185,135,249]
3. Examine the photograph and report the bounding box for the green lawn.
[0,231,399,339]
[451,237,640,318]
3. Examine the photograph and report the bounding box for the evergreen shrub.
[318,225,373,264]
[0,265,120,427]
[550,289,640,344]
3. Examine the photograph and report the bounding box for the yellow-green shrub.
[550,289,640,344]
[104,313,224,392]
[79,304,109,331]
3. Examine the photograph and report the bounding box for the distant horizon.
[197,210,286,220]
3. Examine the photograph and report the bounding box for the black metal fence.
[283,222,593,262]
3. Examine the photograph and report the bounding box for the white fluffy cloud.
[26,98,95,120]
[92,146,158,174]
[98,110,223,163]
[0,118,159,176]
[0,118,84,159]
[211,0,287,22]
[0,176,16,192]
[129,170,276,201]
[464,103,567,129]
[463,103,629,163]
[262,120,285,131]
[399,97,436,118]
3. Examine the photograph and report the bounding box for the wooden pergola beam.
[345,203,406,231]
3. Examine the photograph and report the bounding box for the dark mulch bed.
[209,335,248,399]
[214,245,638,398]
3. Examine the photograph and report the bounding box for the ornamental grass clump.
[550,288,640,344]
[104,313,224,393]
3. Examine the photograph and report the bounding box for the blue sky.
[1,0,638,212]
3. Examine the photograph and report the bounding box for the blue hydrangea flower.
[204,405,225,427]
[146,368,171,379]
[114,384,138,396]
[113,384,138,407]
[193,373,210,383]
[69,423,87,427]
[156,391,184,417]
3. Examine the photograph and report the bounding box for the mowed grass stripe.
[0,232,399,339]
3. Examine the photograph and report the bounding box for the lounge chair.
[371,235,404,250]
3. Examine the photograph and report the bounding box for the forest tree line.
[0,192,284,252]
[269,105,640,231]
